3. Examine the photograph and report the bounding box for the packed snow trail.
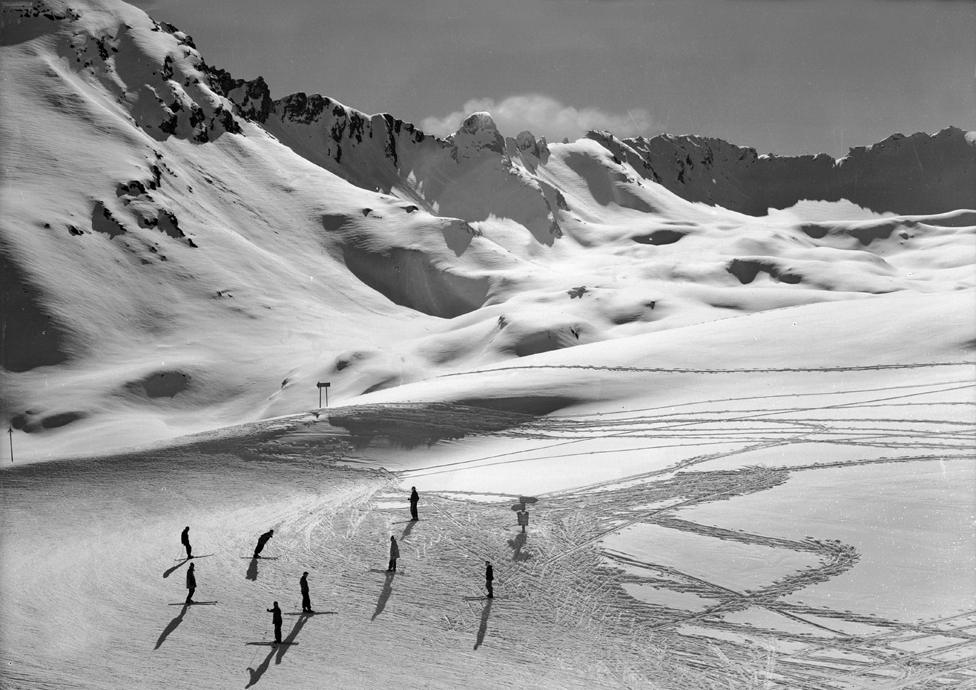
[2,351,974,688]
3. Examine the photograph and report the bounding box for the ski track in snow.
[2,364,974,689]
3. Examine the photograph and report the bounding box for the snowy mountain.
[2,2,976,689]
[589,127,976,216]
[1,0,974,462]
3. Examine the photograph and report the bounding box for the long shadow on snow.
[400,520,416,540]
[372,571,395,621]
[508,532,531,562]
[474,599,493,650]
[275,614,309,664]
[155,603,189,649]
[329,398,575,449]
[245,648,275,688]
[163,558,191,579]
[245,557,259,581]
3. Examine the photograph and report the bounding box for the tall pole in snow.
[7,427,12,464]
[317,382,331,409]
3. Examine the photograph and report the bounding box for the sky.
[131,0,975,156]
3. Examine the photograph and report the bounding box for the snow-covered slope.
[1,0,974,463]
[2,2,975,688]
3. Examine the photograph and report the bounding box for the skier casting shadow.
[409,486,419,521]
[252,529,274,559]
[154,602,189,649]
[181,526,192,559]
[371,571,395,621]
[185,562,196,603]
[474,599,493,650]
[300,572,313,613]
[387,535,400,572]
[245,557,259,581]
[267,601,282,645]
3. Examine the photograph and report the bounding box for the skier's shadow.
[474,599,493,650]
[245,648,275,688]
[243,614,310,687]
[245,558,259,581]
[400,520,416,540]
[155,603,188,649]
[371,571,395,621]
[276,613,309,664]
[508,532,530,562]
[163,558,190,579]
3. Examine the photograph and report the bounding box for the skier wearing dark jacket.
[485,561,494,598]
[267,601,282,644]
[253,529,274,558]
[300,572,313,613]
[185,562,196,603]
[181,526,192,559]
[409,487,419,521]
[388,536,400,572]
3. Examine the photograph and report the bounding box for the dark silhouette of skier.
[185,562,196,603]
[485,561,494,598]
[300,572,313,613]
[387,535,400,572]
[409,487,419,521]
[181,526,192,559]
[253,529,274,558]
[267,601,282,644]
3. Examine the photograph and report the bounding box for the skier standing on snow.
[485,561,494,599]
[185,562,196,604]
[253,529,274,559]
[181,526,192,559]
[267,601,282,644]
[409,486,420,521]
[300,572,313,613]
[387,535,400,572]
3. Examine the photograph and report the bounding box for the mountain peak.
[448,111,505,160]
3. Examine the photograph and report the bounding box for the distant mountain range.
[209,71,975,218]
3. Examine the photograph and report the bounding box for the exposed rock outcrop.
[588,128,976,216]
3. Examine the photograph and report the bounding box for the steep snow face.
[241,89,563,245]
[1,0,974,462]
[589,128,976,216]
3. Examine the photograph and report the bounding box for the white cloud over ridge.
[420,94,655,141]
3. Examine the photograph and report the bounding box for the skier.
[300,571,313,613]
[253,529,274,558]
[387,535,400,572]
[180,526,192,559]
[267,601,282,645]
[485,561,494,599]
[409,486,420,521]
[185,562,196,604]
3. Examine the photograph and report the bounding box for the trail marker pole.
[7,427,12,464]
[316,382,331,409]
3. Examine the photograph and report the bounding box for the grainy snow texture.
[1,1,975,688]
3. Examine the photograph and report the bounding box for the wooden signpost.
[512,496,538,533]
[316,381,331,409]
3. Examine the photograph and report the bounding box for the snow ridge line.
[439,361,976,378]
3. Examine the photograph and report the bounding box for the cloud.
[420,94,655,141]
